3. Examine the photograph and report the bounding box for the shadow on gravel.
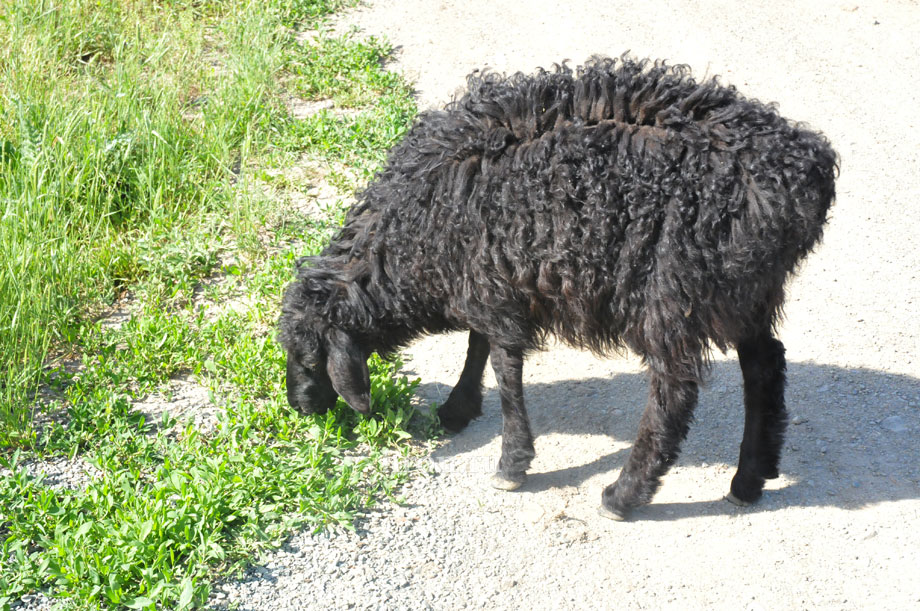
[409,360,920,518]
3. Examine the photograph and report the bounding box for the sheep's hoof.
[491,473,524,491]
[438,413,471,434]
[724,491,752,507]
[597,505,628,521]
[436,404,481,434]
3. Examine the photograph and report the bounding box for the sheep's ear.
[325,328,371,414]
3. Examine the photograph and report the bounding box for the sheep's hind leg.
[437,330,490,432]
[726,332,787,506]
[489,343,534,491]
[600,372,698,520]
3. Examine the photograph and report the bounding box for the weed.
[0,0,423,608]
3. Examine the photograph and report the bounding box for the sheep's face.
[286,352,338,415]
[285,327,371,415]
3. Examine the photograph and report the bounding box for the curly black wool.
[278,55,837,519]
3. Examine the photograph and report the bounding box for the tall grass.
[0,0,291,440]
[0,0,425,608]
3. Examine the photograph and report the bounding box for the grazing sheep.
[278,56,837,520]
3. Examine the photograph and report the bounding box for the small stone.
[881,415,907,433]
[521,501,545,524]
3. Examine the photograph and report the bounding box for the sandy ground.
[335,0,920,608]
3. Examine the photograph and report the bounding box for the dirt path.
[213,1,920,608]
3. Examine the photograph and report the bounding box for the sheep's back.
[344,57,836,357]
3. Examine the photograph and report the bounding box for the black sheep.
[278,56,837,520]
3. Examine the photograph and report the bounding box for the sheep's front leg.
[437,330,490,432]
[600,372,698,520]
[489,343,535,491]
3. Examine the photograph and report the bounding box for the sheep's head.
[279,262,373,415]
[284,338,338,415]
[283,327,371,415]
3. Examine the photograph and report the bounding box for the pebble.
[881,416,908,433]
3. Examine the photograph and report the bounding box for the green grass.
[0,0,426,608]
[1,310,422,608]
[0,0,416,433]
[280,29,417,176]
[0,0,282,434]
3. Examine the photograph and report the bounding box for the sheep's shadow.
[405,358,920,518]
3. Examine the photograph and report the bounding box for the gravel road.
[205,1,920,608]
